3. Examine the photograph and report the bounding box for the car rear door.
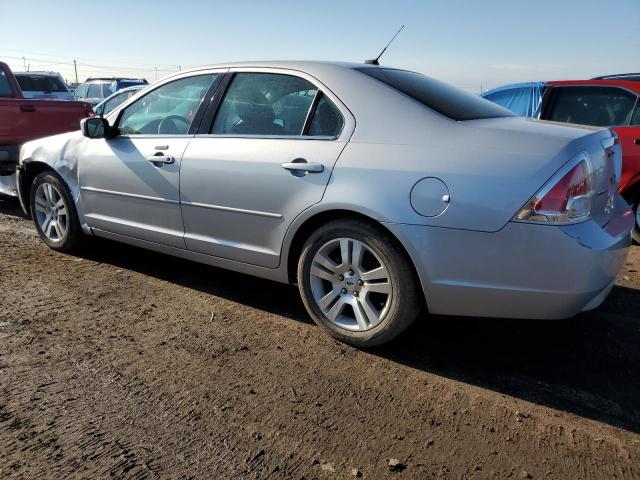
[179,69,354,268]
[79,72,222,248]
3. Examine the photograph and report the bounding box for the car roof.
[546,79,640,94]
[166,60,383,80]
[14,71,61,76]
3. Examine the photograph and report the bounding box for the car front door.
[179,70,354,268]
[79,73,220,248]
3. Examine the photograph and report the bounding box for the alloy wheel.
[309,237,392,331]
[34,182,68,243]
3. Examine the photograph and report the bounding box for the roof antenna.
[365,25,405,65]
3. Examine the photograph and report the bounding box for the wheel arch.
[284,208,427,311]
[18,161,58,216]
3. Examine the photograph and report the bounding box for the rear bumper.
[385,195,633,319]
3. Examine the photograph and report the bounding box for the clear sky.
[1,0,638,92]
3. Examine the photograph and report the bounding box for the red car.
[0,61,93,196]
[539,76,640,242]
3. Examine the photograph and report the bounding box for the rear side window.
[0,70,12,97]
[544,86,638,127]
[16,75,68,93]
[212,73,318,136]
[308,94,343,136]
[356,67,516,121]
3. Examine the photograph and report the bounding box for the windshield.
[16,75,68,93]
[356,67,516,121]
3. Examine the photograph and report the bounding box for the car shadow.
[2,202,639,434]
[72,237,640,434]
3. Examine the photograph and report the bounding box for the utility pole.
[155,66,158,81]
[73,60,78,84]
[22,56,26,71]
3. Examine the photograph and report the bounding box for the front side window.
[74,83,88,99]
[212,73,318,136]
[118,74,216,135]
[356,67,516,121]
[545,86,638,127]
[0,70,12,97]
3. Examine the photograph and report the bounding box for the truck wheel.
[297,219,423,347]
[30,171,84,253]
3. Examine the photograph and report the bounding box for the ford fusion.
[16,61,634,346]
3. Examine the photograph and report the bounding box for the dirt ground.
[0,195,639,480]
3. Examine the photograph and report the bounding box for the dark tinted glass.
[213,73,317,136]
[356,67,516,121]
[16,75,67,93]
[545,86,637,127]
[307,94,343,136]
[0,70,12,97]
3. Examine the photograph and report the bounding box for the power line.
[0,48,182,70]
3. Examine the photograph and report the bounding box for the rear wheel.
[297,219,423,347]
[30,171,84,252]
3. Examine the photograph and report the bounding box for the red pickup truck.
[0,61,92,196]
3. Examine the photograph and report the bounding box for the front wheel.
[30,171,84,253]
[297,219,423,347]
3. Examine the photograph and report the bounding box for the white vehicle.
[14,71,74,101]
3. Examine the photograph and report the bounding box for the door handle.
[146,153,175,165]
[634,139,640,145]
[20,104,36,112]
[281,161,324,174]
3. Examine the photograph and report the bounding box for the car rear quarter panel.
[326,119,610,233]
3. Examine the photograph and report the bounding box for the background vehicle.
[0,61,92,196]
[14,71,74,100]
[480,82,546,117]
[93,85,145,116]
[538,78,640,242]
[74,77,148,106]
[17,62,632,347]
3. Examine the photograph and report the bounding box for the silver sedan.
[16,61,634,346]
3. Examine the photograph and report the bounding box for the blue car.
[480,82,546,117]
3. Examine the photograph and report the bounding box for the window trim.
[540,84,640,127]
[198,67,350,141]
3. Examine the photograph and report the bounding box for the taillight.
[515,152,594,224]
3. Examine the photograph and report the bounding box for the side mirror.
[81,117,113,139]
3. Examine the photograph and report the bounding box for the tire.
[30,171,84,253]
[297,219,423,347]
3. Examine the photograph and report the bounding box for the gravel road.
[1,196,639,479]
